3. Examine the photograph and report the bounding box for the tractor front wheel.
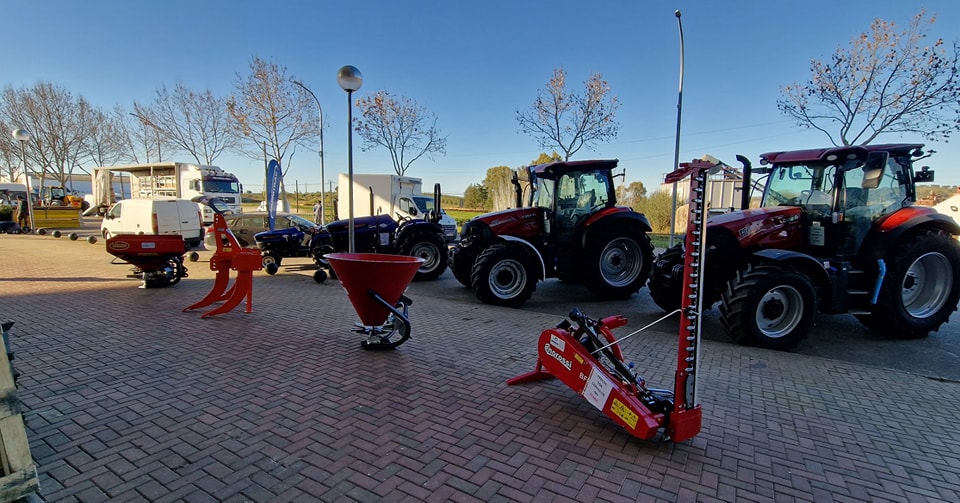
[471,244,537,308]
[580,228,653,299]
[648,244,684,312]
[719,263,816,350]
[857,230,960,338]
[451,246,477,287]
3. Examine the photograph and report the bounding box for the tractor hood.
[469,207,540,237]
[708,206,804,249]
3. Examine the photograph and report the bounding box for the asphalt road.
[399,267,960,383]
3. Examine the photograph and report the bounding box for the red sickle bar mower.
[508,160,715,442]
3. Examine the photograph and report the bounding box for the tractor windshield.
[761,164,838,216]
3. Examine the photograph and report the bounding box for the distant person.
[313,200,322,224]
[14,195,29,232]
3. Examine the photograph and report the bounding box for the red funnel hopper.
[326,253,424,326]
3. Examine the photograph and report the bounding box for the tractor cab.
[528,160,617,242]
[758,145,921,258]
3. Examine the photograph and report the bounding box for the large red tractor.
[450,159,654,307]
[649,143,960,350]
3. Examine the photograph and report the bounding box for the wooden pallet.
[0,321,39,502]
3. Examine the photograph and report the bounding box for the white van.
[100,199,203,248]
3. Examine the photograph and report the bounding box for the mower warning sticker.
[549,334,566,352]
[610,398,638,430]
[583,369,613,411]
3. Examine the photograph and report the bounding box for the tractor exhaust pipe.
[736,154,752,210]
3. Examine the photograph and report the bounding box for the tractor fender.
[395,219,444,242]
[860,210,960,261]
[750,248,831,291]
[498,235,547,280]
[580,210,653,249]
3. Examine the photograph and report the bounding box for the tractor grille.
[442,224,458,240]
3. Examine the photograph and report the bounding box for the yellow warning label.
[610,398,638,429]
[574,354,584,364]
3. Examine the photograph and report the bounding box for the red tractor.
[451,159,654,307]
[649,143,960,350]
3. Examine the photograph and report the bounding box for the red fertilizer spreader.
[106,234,191,288]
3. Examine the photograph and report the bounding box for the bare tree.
[516,67,620,161]
[227,56,315,178]
[135,83,237,165]
[0,82,93,189]
[84,105,128,167]
[354,90,447,176]
[779,9,960,146]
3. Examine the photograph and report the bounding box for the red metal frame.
[509,159,716,442]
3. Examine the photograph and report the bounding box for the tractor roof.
[529,159,619,176]
[760,144,923,165]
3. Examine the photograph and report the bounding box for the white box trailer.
[93,162,243,224]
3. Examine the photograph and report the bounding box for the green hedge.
[0,205,11,222]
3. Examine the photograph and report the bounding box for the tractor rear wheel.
[471,244,536,308]
[580,228,653,299]
[648,244,684,312]
[719,263,816,350]
[857,230,960,338]
[399,231,448,281]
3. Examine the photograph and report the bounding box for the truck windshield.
[203,179,240,193]
[412,196,435,212]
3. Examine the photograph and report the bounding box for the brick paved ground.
[2,229,959,502]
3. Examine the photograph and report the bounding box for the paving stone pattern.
[1,231,959,502]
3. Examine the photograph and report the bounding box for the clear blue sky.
[3,0,959,196]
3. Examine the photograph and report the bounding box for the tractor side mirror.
[861,151,888,189]
[914,166,935,183]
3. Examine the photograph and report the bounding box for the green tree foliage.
[516,67,620,160]
[530,151,562,165]
[463,183,489,209]
[634,190,673,233]
[616,180,646,208]
[354,90,447,176]
[779,9,960,145]
[483,165,518,211]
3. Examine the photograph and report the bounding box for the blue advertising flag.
[266,159,281,231]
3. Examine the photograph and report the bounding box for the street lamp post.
[11,128,35,232]
[337,65,363,253]
[291,79,326,225]
[669,10,685,247]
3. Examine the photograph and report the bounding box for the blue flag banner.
[266,159,281,231]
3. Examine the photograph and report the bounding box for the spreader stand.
[352,293,413,350]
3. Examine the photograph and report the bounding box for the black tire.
[451,247,476,287]
[580,227,654,299]
[81,200,90,211]
[648,245,684,312]
[398,231,448,281]
[719,263,816,350]
[262,253,281,274]
[313,269,327,283]
[470,243,537,308]
[857,230,960,338]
